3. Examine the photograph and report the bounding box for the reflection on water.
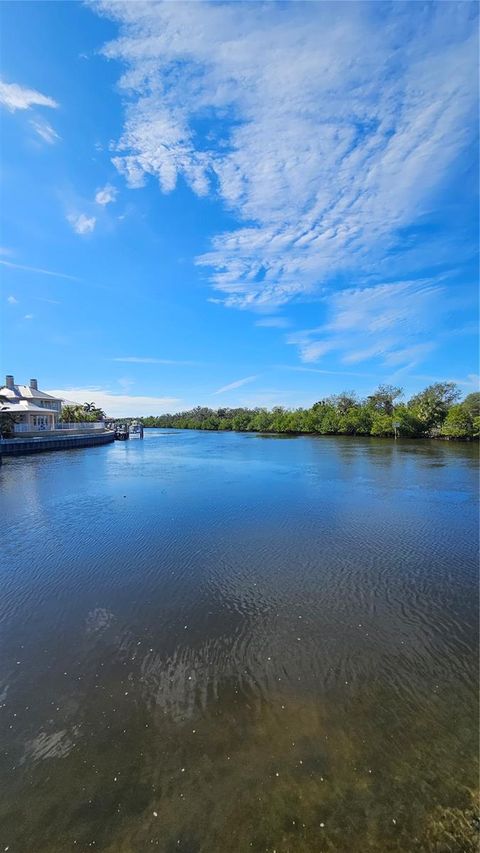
[0,431,478,851]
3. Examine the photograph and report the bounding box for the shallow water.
[0,430,478,852]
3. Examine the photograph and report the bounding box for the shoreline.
[142,426,477,443]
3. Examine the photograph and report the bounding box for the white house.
[0,376,63,432]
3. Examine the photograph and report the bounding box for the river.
[0,430,478,852]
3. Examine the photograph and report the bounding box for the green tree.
[441,404,475,439]
[281,410,306,432]
[250,409,273,432]
[408,382,460,431]
[338,406,372,435]
[231,411,252,431]
[394,406,424,437]
[317,408,340,434]
[370,413,394,436]
[461,392,480,419]
[367,385,403,415]
[325,391,359,414]
[84,404,106,422]
[60,404,84,422]
[61,402,106,423]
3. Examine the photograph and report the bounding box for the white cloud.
[95,184,118,205]
[46,387,181,418]
[30,118,60,144]
[0,80,58,112]
[94,1,476,320]
[67,213,96,235]
[212,375,258,395]
[287,278,445,367]
[7,295,18,304]
[24,313,34,320]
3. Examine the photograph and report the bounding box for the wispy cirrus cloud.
[94,1,476,325]
[280,365,374,379]
[212,375,259,395]
[30,118,60,144]
[0,79,58,111]
[287,278,445,367]
[0,258,80,281]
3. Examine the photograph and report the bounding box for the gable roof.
[17,384,62,400]
[0,384,62,402]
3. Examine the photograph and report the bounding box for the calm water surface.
[0,430,478,852]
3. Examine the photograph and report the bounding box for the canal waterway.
[0,430,478,852]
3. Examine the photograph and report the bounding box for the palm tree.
[60,404,83,423]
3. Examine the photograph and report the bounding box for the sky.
[0,1,478,417]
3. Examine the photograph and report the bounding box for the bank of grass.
[140,384,479,441]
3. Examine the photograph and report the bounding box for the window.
[33,416,49,428]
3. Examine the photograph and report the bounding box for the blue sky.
[0,0,478,416]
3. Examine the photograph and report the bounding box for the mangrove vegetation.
[140,383,480,440]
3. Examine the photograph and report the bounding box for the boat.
[114,425,129,441]
[129,421,144,439]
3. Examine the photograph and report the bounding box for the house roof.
[0,384,62,401]
[0,400,58,414]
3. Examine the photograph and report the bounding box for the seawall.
[0,430,115,457]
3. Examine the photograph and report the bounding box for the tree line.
[139,383,480,440]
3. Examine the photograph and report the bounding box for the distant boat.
[129,421,144,439]
[114,425,129,441]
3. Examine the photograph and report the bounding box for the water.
[0,430,478,852]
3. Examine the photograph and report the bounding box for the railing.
[13,422,106,434]
[13,423,53,433]
[55,422,105,431]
